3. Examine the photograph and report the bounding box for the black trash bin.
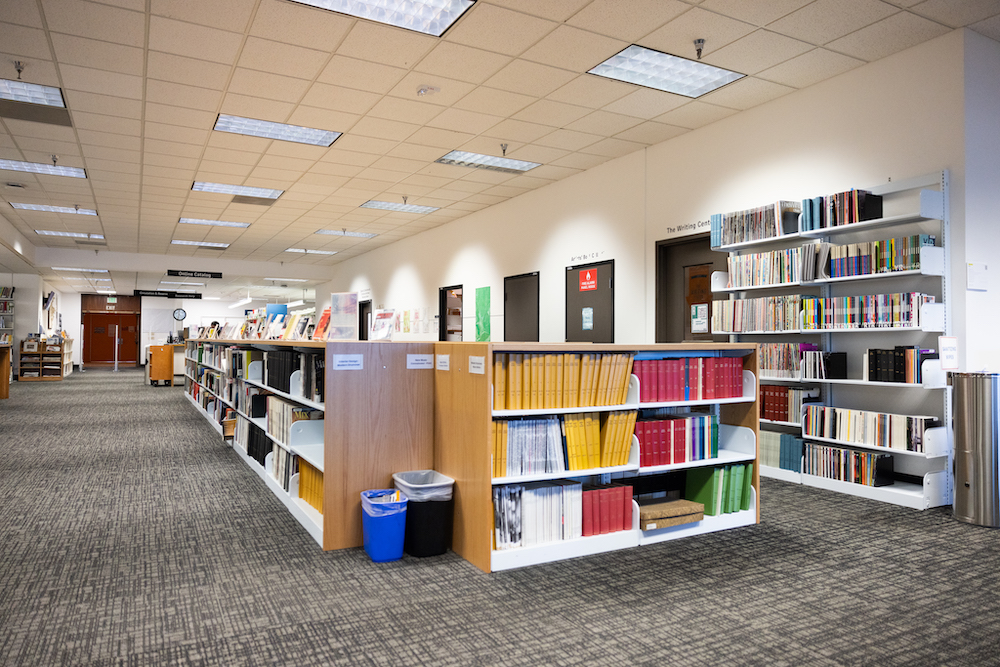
[392,470,455,557]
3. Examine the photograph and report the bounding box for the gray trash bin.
[953,372,1000,527]
[392,470,454,557]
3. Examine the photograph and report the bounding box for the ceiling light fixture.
[178,217,250,228]
[0,158,86,178]
[229,295,253,309]
[265,277,308,282]
[286,247,338,255]
[161,281,205,286]
[588,44,744,98]
[0,77,66,107]
[288,0,474,37]
[15,203,96,215]
[315,228,378,239]
[36,230,104,239]
[191,182,284,199]
[52,267,108,273]
[361,198,439,214]
[435,150,540,174]
[213,114,341,147]
[171,239,230,248]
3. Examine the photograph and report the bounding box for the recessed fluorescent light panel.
[0,159,86,178]
[588,45,744,98]
[171,240,230,248]
[265,278,308,282]
[13,203,96,215]
[178,218,250,228]
[191,182,284,199]
[286,248,337,255]
[52,267,108,273]
[213,114,340,147]
[35,230,104,239]
[288,0,474,36]
[361,200,439,214]
[315,229,378,239]
[435,150,540,174]
[161,281,204,286]
[0,78,66,107]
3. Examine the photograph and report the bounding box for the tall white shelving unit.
[712,170,951,510]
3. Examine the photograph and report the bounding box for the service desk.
[149,343,186,386]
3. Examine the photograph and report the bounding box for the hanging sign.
[579,269,597,291]
[167,270,222,279]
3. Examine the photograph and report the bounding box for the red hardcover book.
[674,419,686,464]
[635,360,648,402]
[638,421,650,467]
[780,385,790,422]
[658,419,668,466]
[611,486,624,533]
[667,359,677,402]
[705,357,716,400]
[598,488,611,534]
[655,359,665,402]
[582,490,595,537]
[621,484,633,531]
[733,358,742,398]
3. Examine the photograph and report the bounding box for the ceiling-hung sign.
[167,270,223,279]
[579,269,597,291]
[133,290,202,299]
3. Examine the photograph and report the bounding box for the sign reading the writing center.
[579,269,597,291]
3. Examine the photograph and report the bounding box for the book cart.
[433,342,759,574]
[184,339,434,550]
[711,170,951,510]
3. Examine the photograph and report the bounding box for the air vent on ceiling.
[231,195,275,206]
[0,100,72,127]
[5,182,25,189]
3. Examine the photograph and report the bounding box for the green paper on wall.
[476,286,490,341]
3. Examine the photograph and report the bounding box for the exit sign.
[107,297,117,303]
[579,269,597,291]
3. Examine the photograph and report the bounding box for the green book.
[685,467,721,517]
[741,463,755,511]
[729,464,744,515]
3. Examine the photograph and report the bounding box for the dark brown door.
[83,313,140,365]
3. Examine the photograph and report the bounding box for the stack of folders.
[865,346,937,383]
[492,481,584,550]
[492,352,634,411]
[635,412,719,467]
[299,460,323,513]
[684,464,754,517]
[804,442,894,487]
[634,357,745,403]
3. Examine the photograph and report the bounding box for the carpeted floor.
[1,369,999,666]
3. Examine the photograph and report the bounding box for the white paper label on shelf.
[436,354,450,371]
[406,354,433,370]
[939,336,958,370]
[469,356,486,375]
[332,354,364,370]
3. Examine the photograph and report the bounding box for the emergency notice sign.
[579,269,597,291]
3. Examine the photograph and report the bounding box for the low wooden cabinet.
[19,340,69,381]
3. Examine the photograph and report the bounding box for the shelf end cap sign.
[939,336,958,371]
[167,269,222,279]
[579,269,597,291]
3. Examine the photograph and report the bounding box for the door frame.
[438,284,463,342]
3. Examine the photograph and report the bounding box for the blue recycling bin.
[360,489,408,562]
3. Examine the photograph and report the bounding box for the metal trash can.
[953,373,1000,527]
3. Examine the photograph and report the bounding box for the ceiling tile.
[228,68,311,103]
[337,21,437,68]
[387,143,452,162]
[250,0,355,52]
[150,0,255,32]
[602,88,689,119]
[41,0,144,47]
[286,106,362,133]
[971,13,1000,41]
[698,0,815,26]
[480,118,555,143]
[71,110,142,135]
[614,121,688,144]
[769,0,900,45]
[367,97,444,126]
[197,160,253,178]
[0,23,52,60]
[534,128,603,151]
[699,76,795,109]
[333,134,401,155]
[568,0,689,42]
[0,51,59,86]
[59,63,143,99]
[564,109,643,135]
[148,16,244,65]
[549,152,609,170]
[77,128,141,151]
[426,108,504,135]
[143,152,199,170]
[445,4,558,56]
[50,33,144,76]
[219,94,295,124]
[144,121,210,146]
[654,100,738,129]
[146,51,231,90]
[64,90,141,119]
[145,102,218,130]
[387,72,477,108]
[144,138,203,159]
[316,149,377,168]
[757,48,865,88]
[484,59,577,98]
[317,56,408,95]
[454,86,536,117]
[237,36,330,81]
[825,11,950,61]
[706,30,814,75]
[348,116,421,142]
[146,79,223,111]
[300,83,381,115]
[0,0,44,28]
[579,136,646,158]
[521,25,629,72]
[505,144,570,164]
[406,126,476,150]
[911,0,1000,28]
[414,42,512,84]
[639,7,756,58]
[546,74,635,109]
[512,99,594,130]
[83,145,141,163]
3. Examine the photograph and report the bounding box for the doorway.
[655,234,728,343]
[438,285,463,341]
[83,312,140,366]
[504,272,539,342]
[358,300,372,340]
[565,260,614,343]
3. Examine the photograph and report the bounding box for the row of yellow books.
[493,352,635,411]
[299,459,324,513]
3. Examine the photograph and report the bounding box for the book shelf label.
[332,354,364,370]
[939,336,958,370]
[406,354,434,370]
[436,354,450,371]
[469,356,486,375]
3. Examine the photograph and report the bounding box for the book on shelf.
[271,446,299,493]
[635,412,718,467]
[0,286,14,298]
[801,292,934,330]
[760,342,816,379]
[712,294,802,333]
[581,483,633,537]
[312,307,331,341]
[827,234,936,278]
[492,352,634,411]
[804,441,894,487]
[799,189,883,231]
[710,200,801,247]
[803,405,938,453]
[299,459,323,513]
[725,246,802,288]
[760,431,804,472]
[328,292,359,341]
[684,463,754,516]
[235,414,271,466]
[801,351,847,380]
[266,396,322,445]
[864,346,937,383]
[633,357,743,403]
[760,385,819,422]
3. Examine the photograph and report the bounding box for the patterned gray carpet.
[1,369,999,666]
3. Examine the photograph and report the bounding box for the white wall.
[325,30,970,356]
[11,273,42,376]
[139,296,242,359]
